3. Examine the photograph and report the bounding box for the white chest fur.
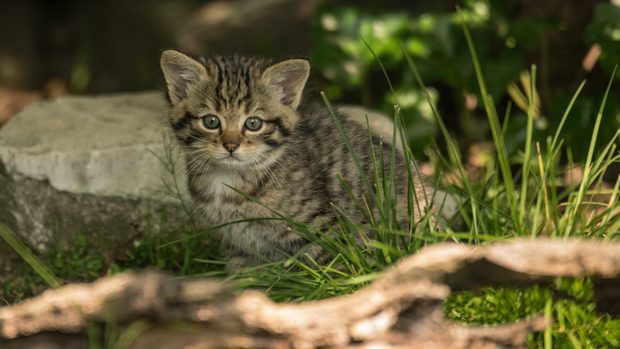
[203,170,240,196]
[193,169,245,223]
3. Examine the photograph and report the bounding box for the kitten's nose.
[223,141,239,153]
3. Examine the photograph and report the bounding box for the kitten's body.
[161,52,438,270]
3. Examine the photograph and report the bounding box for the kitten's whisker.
[254,152,289,187]
[253,157,274,184]
[185,156,206,181]
[253,155,281,188]
[255,162,272,187]
[184,155,204,175]
[178,148,209,166]
[187,152,212,182]
[192,156,214,185]
[248,154,268,186]
[181,151,208,176]
[267,158,289,181]
[249,157,264,187]
[183,149,208,159]
[178,131,205,143]
[167,133,208,168]
[180,147,206,155]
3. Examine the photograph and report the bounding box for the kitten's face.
[179,88,285,170]
[160,52,309,171]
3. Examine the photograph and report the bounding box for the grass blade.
[0,222,63,289]
[457,6,521,234]
[566,65,617,237]
[519,65,537,233]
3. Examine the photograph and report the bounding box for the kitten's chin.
[216,155,248,168]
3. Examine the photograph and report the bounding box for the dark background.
[0,0,617,164]
[0,0,608,93]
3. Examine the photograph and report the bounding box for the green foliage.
[0,232,100,304]
[310,1,561,156]
[447,286,551,325]
[382,87,438,152]
[1,261,49,305]
[49,235,103,280]
[112,226,224,278]
[447,279,620,348]
[312,1,538,98]
[311,1,620,164]
[0,222,63,293]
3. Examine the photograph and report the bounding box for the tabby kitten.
[160,50,440,271]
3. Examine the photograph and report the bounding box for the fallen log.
[1,239,619,349]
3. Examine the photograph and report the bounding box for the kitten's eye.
[203,115,220,129]
[245,117,262,131]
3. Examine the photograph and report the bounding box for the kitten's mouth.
[217,153,251,167]
[221,155,241,164]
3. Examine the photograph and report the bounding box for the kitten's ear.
[262,59,310,110]
[160,50,207,105]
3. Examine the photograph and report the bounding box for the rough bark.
[1,239,619,349]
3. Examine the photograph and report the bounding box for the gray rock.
[0,91,192,255]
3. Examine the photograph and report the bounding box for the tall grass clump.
[191,11,620,348]
[440,11,620,348]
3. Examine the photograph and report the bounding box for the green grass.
[447,279,620,348]
[2,15,620,349]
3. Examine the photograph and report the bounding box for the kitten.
[160,50,442,272]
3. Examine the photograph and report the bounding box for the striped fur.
[160,50,437,271]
